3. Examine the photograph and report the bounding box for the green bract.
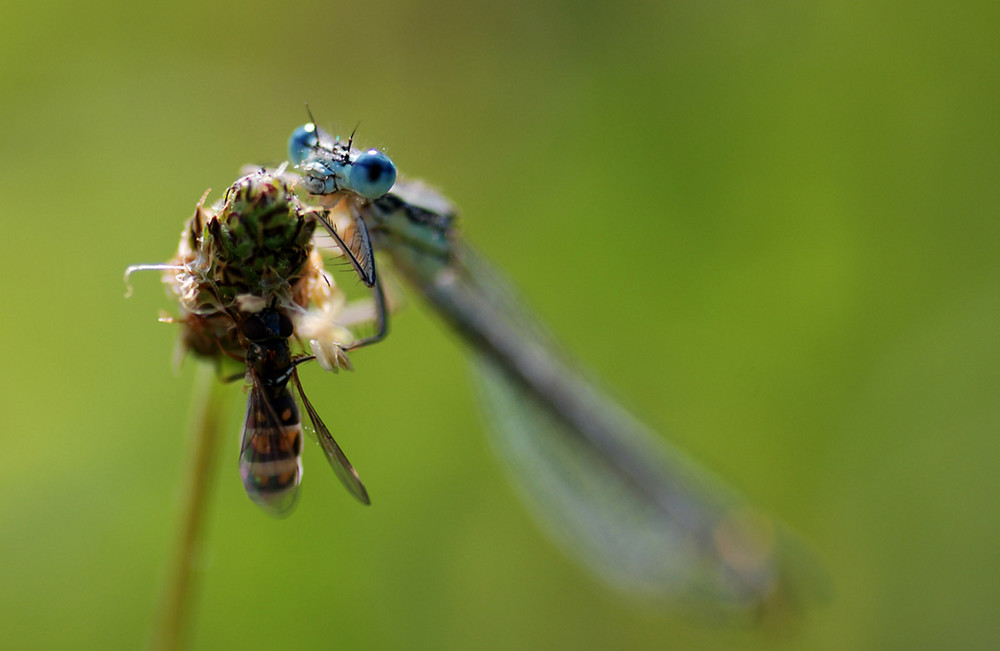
[166,170,326,364]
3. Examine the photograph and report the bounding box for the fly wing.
[292,370,371,505]
[239,384,304,517]
[404,240,826,615]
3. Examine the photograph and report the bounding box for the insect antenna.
[304,103,320,150]
[347,122,361,151]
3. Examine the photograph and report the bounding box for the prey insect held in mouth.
[126,170,372,514]
[285,121,824,614]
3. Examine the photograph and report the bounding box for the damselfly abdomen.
[287,123,824,614]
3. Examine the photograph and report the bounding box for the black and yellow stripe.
[239,387,304,516]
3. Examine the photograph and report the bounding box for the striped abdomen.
[239,386,304,516]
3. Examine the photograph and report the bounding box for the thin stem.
[151,362,229,651]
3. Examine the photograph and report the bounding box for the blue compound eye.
[347,149,397,199]
[288,124,320,165]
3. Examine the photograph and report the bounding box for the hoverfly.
[127,170,373,515]
[283,123,824,614]
[238,305,367,513]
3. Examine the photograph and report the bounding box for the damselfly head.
[288,123,397,200]
[288,123,321,165]
[348,149,396,200]
[289,123,346,166]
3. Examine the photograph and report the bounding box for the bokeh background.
[2,0,997,649]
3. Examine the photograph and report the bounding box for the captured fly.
[127,170,372,515]
[239,307,367,513]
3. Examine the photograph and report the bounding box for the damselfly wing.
[287,124,824,613]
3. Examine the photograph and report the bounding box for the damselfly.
[286,123,822,614]
[126,170,372,514]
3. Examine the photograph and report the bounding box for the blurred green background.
[2,0,997,648]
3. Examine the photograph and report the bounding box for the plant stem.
[151,363,229,651]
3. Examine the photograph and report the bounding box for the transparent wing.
[292,370,371,505]
[472,353,820,614]
[403,240,825,614]
[239,383,303,517]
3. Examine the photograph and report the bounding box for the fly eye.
[288,124,320,165]
[277,312,294,338]
[348,149,397,199]
[242,313,268,342]
[242,310,292,340]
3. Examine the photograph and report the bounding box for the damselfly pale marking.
[285,122,823,614]
[126,170,374,515]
